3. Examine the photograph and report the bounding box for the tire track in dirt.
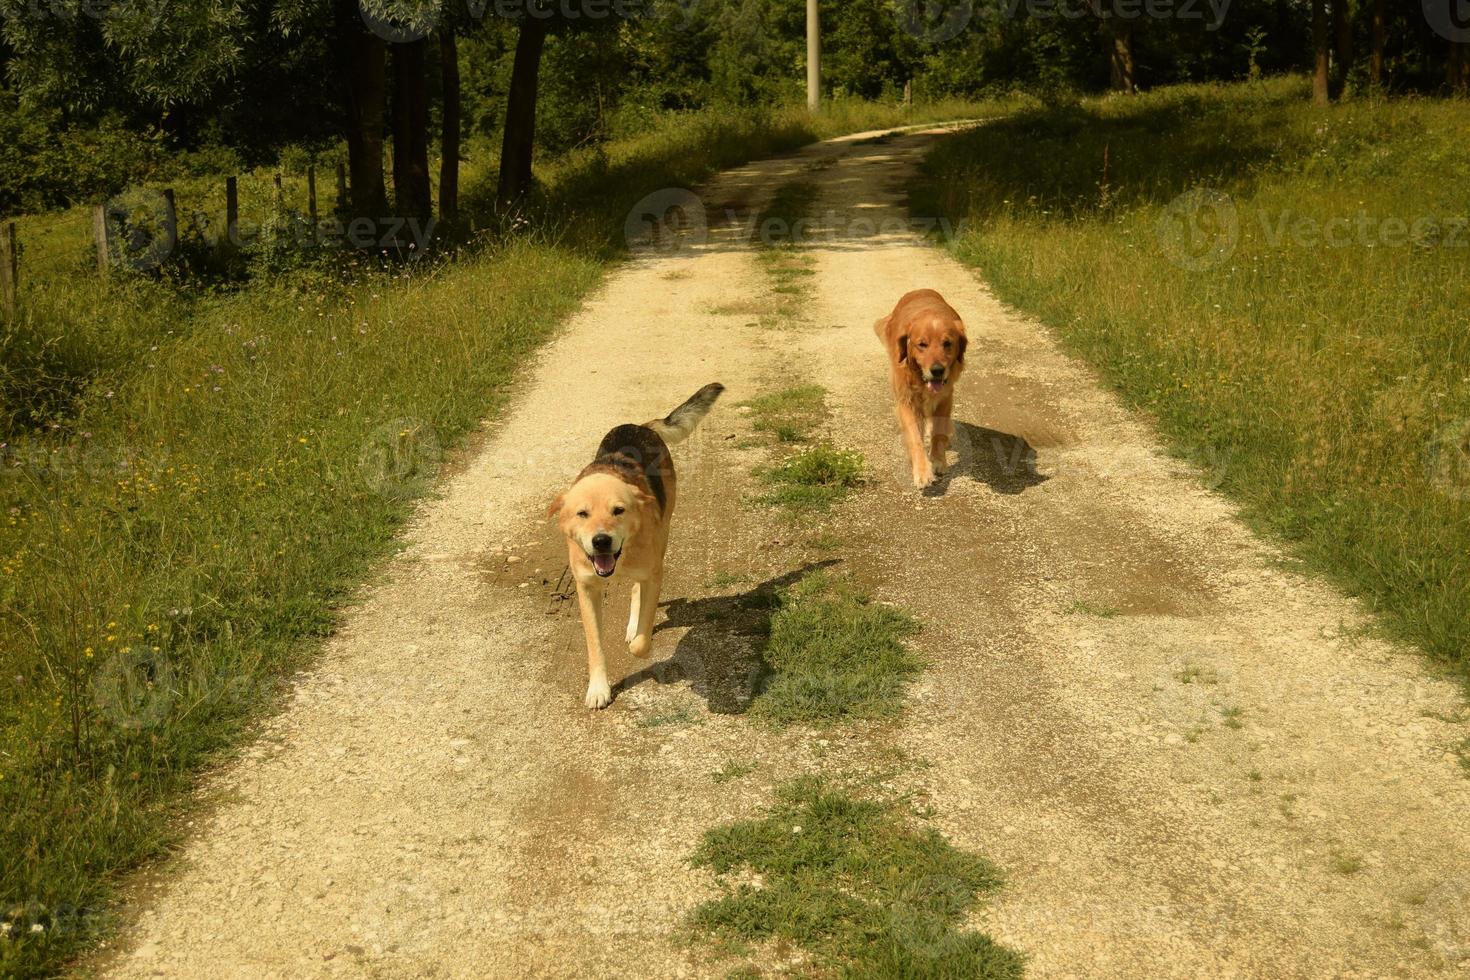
[97,129,1470,979]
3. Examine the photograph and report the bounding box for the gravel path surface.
[96,127,1470,979]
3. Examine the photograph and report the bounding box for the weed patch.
[756,446,865,515]
[750,573,920,728]
[689,776,1022,979]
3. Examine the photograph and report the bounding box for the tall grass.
[917,77,1470,675]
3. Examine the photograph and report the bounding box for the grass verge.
[916,76,1470,681]
[749,573,921,728]
[689,775,1023,978]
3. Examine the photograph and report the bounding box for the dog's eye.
[943,340,952,348]
[612,506,626,516]
[576,509,589,519]
[917,341,929,350]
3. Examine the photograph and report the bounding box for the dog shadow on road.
[925,420,1050,498]
[614,560,840,714]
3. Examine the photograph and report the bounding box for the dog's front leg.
[897,401,934,488]
[628,569,662,659]
[576,576,612,709]
[930,394,955,476]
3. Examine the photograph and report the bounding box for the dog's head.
[549,472,651,578]
[896,314,967,394]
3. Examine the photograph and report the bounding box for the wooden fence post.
[0,222,16,320]
[273,174,284,206]
[225,176,239,247]
[307,166,318,225]
[93,205,111,273]
[336,162,348,215]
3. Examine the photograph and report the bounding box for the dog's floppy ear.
[547,493,565,519]
[896,333,909,364]
[955,329,968,364]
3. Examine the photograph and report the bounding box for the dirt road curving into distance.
[97,127,1470,979]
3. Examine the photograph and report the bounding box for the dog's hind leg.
[625,582,642,645]
[576,577,613,709]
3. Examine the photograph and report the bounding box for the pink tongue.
[592,554,617,575]
[927,380,944,393]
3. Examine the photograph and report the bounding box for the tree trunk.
[391,38,432,223]
[1313,0,1332,103]
[1108,22,1137,94]
[335,0,388,218]
[497,17,548,206]
[1452,41,1470,94]
[1332,0,1352,98]
[438,32,461,224]
[1369,0,1385,86]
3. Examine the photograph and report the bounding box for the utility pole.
[807,0,821,112]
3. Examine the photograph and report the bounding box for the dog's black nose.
[929,366,946,379]
[591,533,613,552]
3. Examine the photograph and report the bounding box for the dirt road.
[98,128,1470,979]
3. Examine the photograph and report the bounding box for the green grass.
[756,446,866,514]
[741,384,827,443]
[711,761,756,785]
[749,573,921,728]
[689,775,1022,979]
[917,77,1470,683]
[0,96,1026,978]
[1065,600,1120,619]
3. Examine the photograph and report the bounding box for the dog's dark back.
[592,424,671,511]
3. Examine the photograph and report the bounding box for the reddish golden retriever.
[874,289,968,488]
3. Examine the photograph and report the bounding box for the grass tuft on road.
[750,573,920,728]
[917,77,1470,682]
[689,775,1022,979]
[756,446,866,514]
[741,384,827,443]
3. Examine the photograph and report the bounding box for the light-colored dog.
[874,289,968,488]
[550,383,724,709]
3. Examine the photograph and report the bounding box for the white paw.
[912,467,936,489]
[584,677,613,710]
[628,634,651,659]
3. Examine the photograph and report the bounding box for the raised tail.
[645,382,725,445]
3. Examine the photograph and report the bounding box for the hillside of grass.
[0,95,1008,977]
[917,77,1470,677]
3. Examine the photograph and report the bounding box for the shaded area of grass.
[750,573,920,728]
[689,776,1022,978]
[917,77,1470,681]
